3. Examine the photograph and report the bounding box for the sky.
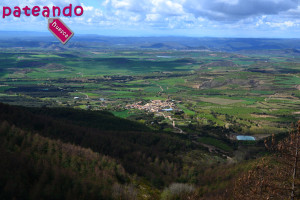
[0,0,300,37]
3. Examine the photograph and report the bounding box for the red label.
[48,18,74,45]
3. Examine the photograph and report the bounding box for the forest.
[0,102,300,199]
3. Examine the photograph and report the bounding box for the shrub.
[161,183,195,200]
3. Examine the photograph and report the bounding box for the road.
[162,112,184,134]
[79,92,89,100]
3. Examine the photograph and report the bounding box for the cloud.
[266,20,295,28]
[97,0,300,32]
[103,0,185,16]
[0,0,300,37]
[145,13,161,21]
[183,0,298,21]
[102,0,299,23]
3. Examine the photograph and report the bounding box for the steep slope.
[0,121,151,200]
[0,103,200,188]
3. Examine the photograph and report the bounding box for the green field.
[0,48,299,139]
[198,137,233,152]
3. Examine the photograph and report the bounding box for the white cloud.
[266,20,295,28]
[146,14,161,21]
[256,16,267,27]
[151,0,184,16]
[81,4,94,11]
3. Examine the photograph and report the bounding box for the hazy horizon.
[1,30,300,39]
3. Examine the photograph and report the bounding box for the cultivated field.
[0,43,299,154]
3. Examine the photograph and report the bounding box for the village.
[125,99,176,113]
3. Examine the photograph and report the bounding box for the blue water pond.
[162,108,173,111]
[237,135,256,141]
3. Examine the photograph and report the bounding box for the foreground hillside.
[0,103,197,187]
[0,102,267,199]
[2,102,300,199]
[0,122,139,200]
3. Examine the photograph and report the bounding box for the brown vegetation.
[234,121,300,199]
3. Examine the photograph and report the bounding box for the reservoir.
[162,108,173,111]
[236,135,255,141]
[156,56,174,58]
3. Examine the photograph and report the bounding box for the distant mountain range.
[0,31,300,52]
